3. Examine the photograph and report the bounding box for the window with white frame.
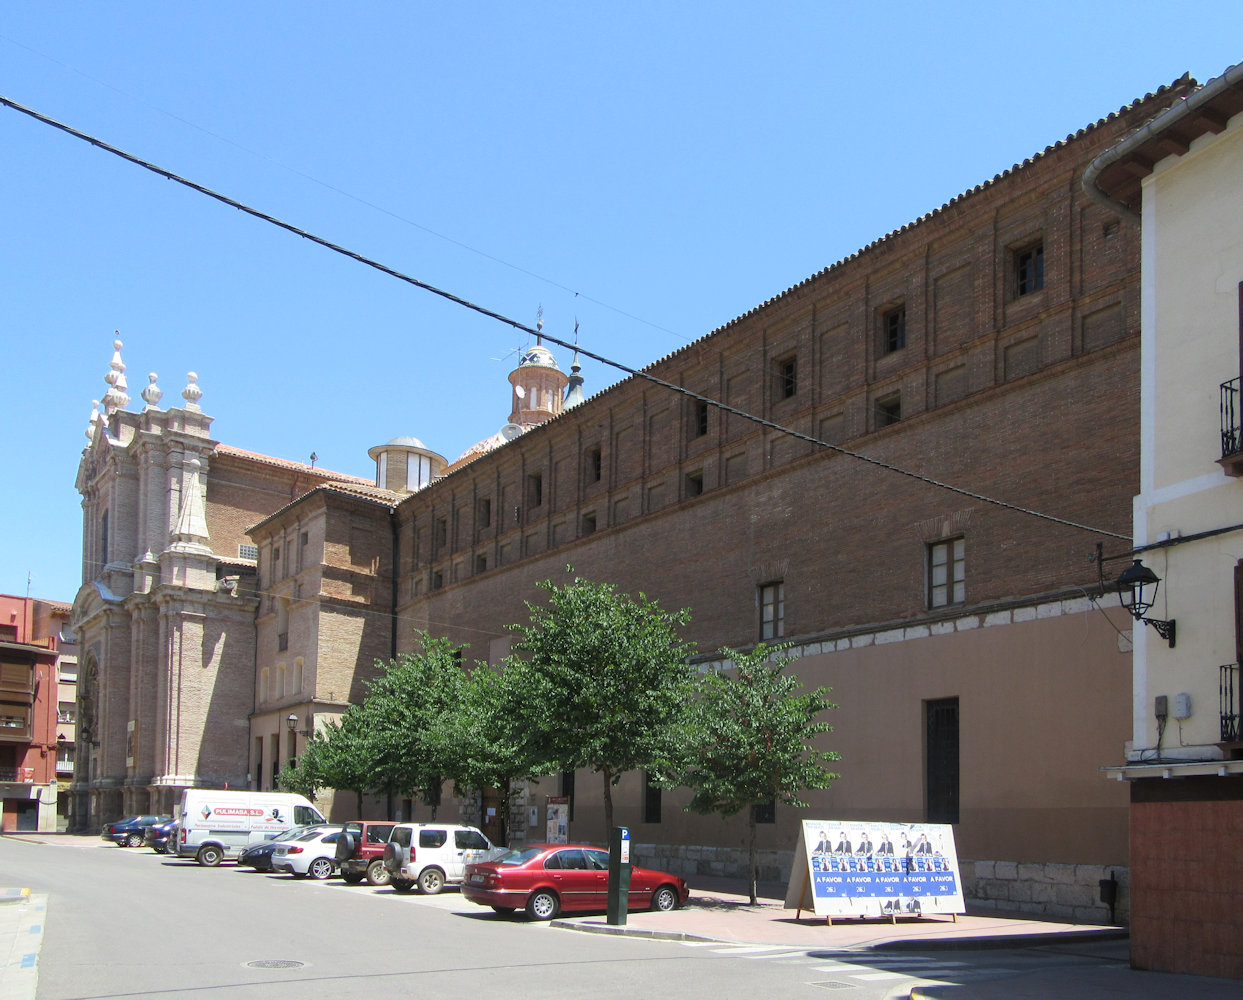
[928,538,965,608]
[759,581,785,640]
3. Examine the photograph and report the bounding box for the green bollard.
[606,826,631,925]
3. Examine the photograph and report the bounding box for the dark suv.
[334,821,397,886]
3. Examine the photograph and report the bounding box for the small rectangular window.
[876,392,901,428]
[774,355,797,400]
[581,512,597,536]
[1014,243,1044,297]
[431,570,444,591]
[691,399,709,439]
[238,543,259,560]
[476,498,492,529]
[527,472,544,509]
[928,538,965,608]
[882,305,906,354]
[474,554,487,574]
[586,446,602,483]
[685,471,704,498]
[434,518,447,550]
[759,581,785,640]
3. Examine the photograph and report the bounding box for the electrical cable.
[2,93,1128,541]
[0,33,689,345]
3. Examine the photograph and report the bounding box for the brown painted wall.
[1130,777,1243,979]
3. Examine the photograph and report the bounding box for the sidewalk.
[556,875,1243,1000]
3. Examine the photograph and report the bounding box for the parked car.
[143,819,178,853]
[335,821,397,886]
[101,815,171,848]
[382,823,504,894]
[271,827,344,880]
[237,825,330,872]
[462,844,689,920]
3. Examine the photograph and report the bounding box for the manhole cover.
[246,960,305,970]
[810,983,858,991]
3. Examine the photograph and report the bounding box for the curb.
[551,918,719,944]
[869,927,1130,952]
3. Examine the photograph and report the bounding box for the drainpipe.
[1083,64,1243,220]
[389,509,399,660]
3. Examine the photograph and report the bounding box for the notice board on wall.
[784,819,965,918]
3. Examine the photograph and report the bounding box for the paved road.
[0,836,1176,1000]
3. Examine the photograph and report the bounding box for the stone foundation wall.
[963,860,1128,925]
[637,844,1129,924]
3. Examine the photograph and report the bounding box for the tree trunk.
[602,767,614,832]
[499,778,511,846]
[358,788,365,818]
[748,806,758,905]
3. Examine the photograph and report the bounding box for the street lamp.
[1115,559,1176,648]
[286,713,314,737]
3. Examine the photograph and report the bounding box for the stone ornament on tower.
[102,336,130,415]
[182,372,203,410]
[85,399,101,441]
[141,373,163,410]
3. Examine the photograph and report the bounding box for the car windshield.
[495,847,545,866]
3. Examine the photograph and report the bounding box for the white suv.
[383,823,504,894]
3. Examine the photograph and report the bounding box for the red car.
[462,844,689,920]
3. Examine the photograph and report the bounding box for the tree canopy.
[507,572,697,829]
[671,644,840,903]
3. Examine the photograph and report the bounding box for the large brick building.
[71,345,375,826]
[76,77,1197,920]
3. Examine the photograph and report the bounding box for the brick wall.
[1130,777,1243,979]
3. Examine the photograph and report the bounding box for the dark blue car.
[101,815,171,848]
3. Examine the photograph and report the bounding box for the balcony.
[1222,664,1242,758]
[1219,379,1243,475]
[0,767,35,783]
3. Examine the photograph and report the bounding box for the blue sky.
[3,3,1241,603]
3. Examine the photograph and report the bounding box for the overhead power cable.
[1,94,1128,541]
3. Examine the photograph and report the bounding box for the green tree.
[276,706,375,814]
[361,632,468,817]
[430,661,551,845]
[507,572,697,830]
[672,644,840,904]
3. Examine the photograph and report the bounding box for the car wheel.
[651,885,680,912]
[391,878,415,893]
[366,860,390,887]
[342,873,364,884]
[196,845,223,867]
[308,857,334,880]
[491,906,515,915]
[125,832,143,848]
[418,867,445,895]
[526,889,560,921]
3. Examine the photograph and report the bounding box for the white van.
[174,790,327,867]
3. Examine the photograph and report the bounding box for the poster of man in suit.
[785,819,965,918]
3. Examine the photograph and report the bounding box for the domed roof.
[518,344,560,370]
[384,435,428,449]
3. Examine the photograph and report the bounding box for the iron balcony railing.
[1221,378,1241,458]
[1222,663,1241,743]
[0,767,35,783]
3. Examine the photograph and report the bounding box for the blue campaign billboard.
[784,820,965,918]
